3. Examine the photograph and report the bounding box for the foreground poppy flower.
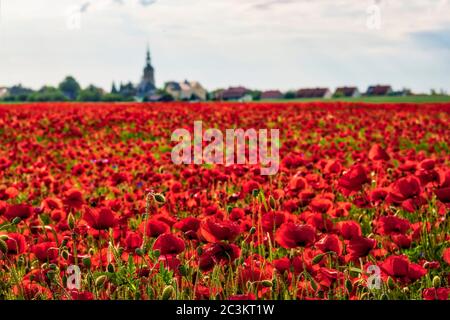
[376,216,411,236]
[380,255,427,282]
[199,218,240,243]
[346,236,376,261]
[63,189,84,209]
[3,233,27,255]
[368,144,390,161]
[422,288,450,300]
[443,248,450,265]
[69,290,95,300]
[4,204,33,221]
[275,223,316,248]
[145,219,170,237]
[337,220,362,240]
[153,233,185,255]
[31,241,58,262]
[84,207,118,230]
[198,242,241,271]
[338,164,369,193]
[315,234,342,256]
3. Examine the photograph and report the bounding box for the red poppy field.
[0,102,449,300]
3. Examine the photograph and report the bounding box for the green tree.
[77,85,104,101]
[28,86,67,102]
[59,76,81,100]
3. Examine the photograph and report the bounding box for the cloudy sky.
[0,0,449,93]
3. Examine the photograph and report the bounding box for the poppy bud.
[432,276,441,288]
[312,253,325,265]
[46,270,57,281]
[61,250,69,260]
[387,277,395,290]
[49,263,58,270]
[262,280,273,287]
[135,248,144,256]
[310,279,318,291]
[61,238,69,247]
[68,213,75,230]
[268,195,276,210]
[252,189,260,197]
[95,275,108,288]
[0,235,8,241]
[249,227,256,235]
[162,285,174,300]
[196,247,203,256]
[82,257,91,268]
[153,193,166,205]
[12,217,21,225]
[179,265,188,276]
[380,293,388,300]
[17,255,25,267]
[345,279,353,293]
[107,263,115,273]
[153,249,160,259]
[0,239,7,254]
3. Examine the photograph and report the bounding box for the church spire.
[146,45,151,66]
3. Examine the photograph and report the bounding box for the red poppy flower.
[199,242,241,271]
[368,144,390,161]
[199,218,240,243]
[31,241,58,262]
[69,290,95,300]
[273,257,291,274]
[380,255,427,281]
[145,219,170,237]
[83,207,117,230]
[337,220,362,240]
[423,288,450,300]
[435,187,450,203]
[173,217,201,233]
[4,233,27,255]
[275,223,316,249]
[376,216,411,235]
[63,189,84,209]
[153,233,185,255]
[261,211,287,233]
[124,231,142,251]
[41,197,63,212]
[346,236,376,260]
[443,248,450,265]
[387,176,422,203]
[338,164,369,192]
[4,204,33,221]
[316,234,342,256]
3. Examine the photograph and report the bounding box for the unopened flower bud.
[387,277,395,290]
[68,214,75,230]
[432,276,441,288]
[161,285,174,300]
[82,257,91,269]
[0,239,7,254]
[153,193,166,205]
[262,280,273,287]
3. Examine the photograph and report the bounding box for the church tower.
[137,46,156,100]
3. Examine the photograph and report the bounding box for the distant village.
[0,48,445,102]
